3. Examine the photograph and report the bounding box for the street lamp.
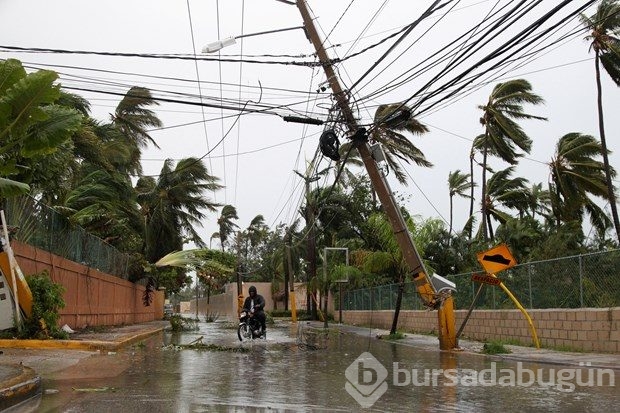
[202,37,236,53]
[201,26,304,53]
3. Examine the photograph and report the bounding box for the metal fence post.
[528,264,533,309]
[579,254,584,308]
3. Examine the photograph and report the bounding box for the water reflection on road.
[36,320,618,412]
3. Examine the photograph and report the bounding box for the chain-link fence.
[343,249,620,310]
[2,195,130,278]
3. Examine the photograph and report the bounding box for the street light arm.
[202,37,237,53]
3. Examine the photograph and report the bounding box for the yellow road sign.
[471,273,502,286]
[477,243,516,274]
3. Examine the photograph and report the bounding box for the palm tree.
[362,213,409,335]
[523,183,552,220]
[209,232,220,249]
[369,103,433,185]
[580,0,620,242]
[447,170,472,238]
[217,205,239,252]
[467,143,478,238]
[61,166,144,251]
[477,79,546,240]
[548,133,612,236]
[480,167,529,240]
[137,158,222,263]
[111,86,163,175]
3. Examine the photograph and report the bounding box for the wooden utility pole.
[296,0,457,350]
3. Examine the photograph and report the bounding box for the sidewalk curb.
[0,327,165,352]
[0,364,41,411]
[308,322,620,372]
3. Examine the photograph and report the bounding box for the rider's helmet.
[249,285,257,297]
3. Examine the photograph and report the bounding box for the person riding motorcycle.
[242,285,266,337]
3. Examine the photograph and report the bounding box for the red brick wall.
[12,241,163,328]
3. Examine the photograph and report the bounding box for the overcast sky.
[1,0,618,248]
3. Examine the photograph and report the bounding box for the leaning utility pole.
[296,0,457,350]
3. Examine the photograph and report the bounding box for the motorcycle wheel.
[237,323,251,341]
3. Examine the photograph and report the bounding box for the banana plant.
[0,59,82,198]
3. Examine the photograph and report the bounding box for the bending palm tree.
[111,86,163,175]
[581,0,620,242]
[477,79,546,240]
[481,167,529,241]
[370,103,433,185]
[137,158,222,263]
[217,205,239,252]
[447,170,472,239]
[548,133,612,236]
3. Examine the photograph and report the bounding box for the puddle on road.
[35,320,618,412]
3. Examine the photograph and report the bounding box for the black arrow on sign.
[482,254,511,265]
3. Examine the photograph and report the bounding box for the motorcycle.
[237,309,265,341]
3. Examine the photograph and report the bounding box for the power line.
[0,45,320,67]
[185,0,215,196]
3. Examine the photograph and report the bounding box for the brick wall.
[12,241,163,328]
[343,307,620,353]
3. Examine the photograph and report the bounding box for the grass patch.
[383,331,406,340]
[549,344,585,353]
[268,309,311,320]
[204,312,220,323]
[482,340,512,354]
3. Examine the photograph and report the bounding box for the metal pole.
[456,283,484,339]
[339,283,343,324]
[528,265,533,309]
[323,248,328,329]
[1,210,21,331]
[195,275,199,320]
[579,255,584,308]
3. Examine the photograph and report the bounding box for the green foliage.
[482,340,512,354]
[383,331,406,340]
[204,312,220,323]
[0,59,82,198]
[23,270,67,339]
[268,309,309,318]
[168,315,198,332]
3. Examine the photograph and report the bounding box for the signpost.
[459,243,540,349]
[471,273,502,286]
[476,243,516,274]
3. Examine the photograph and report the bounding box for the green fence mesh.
[3,195,130,278]
[343,249,620,310]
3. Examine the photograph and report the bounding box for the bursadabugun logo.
[345,352,616,408]
[345,352,389,408]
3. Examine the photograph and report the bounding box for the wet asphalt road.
[23,320,619,412]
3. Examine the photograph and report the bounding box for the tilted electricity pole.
[296,0,457,350]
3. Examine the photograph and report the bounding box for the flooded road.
[34,320,618,412]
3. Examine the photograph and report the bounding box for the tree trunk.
[306,190,318,319]
[481,141,489,241]
[487,209,494,241]
[595,51,620,243]
[390,280,404,335]
[284,245,290,311]
[449,194,454,245]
